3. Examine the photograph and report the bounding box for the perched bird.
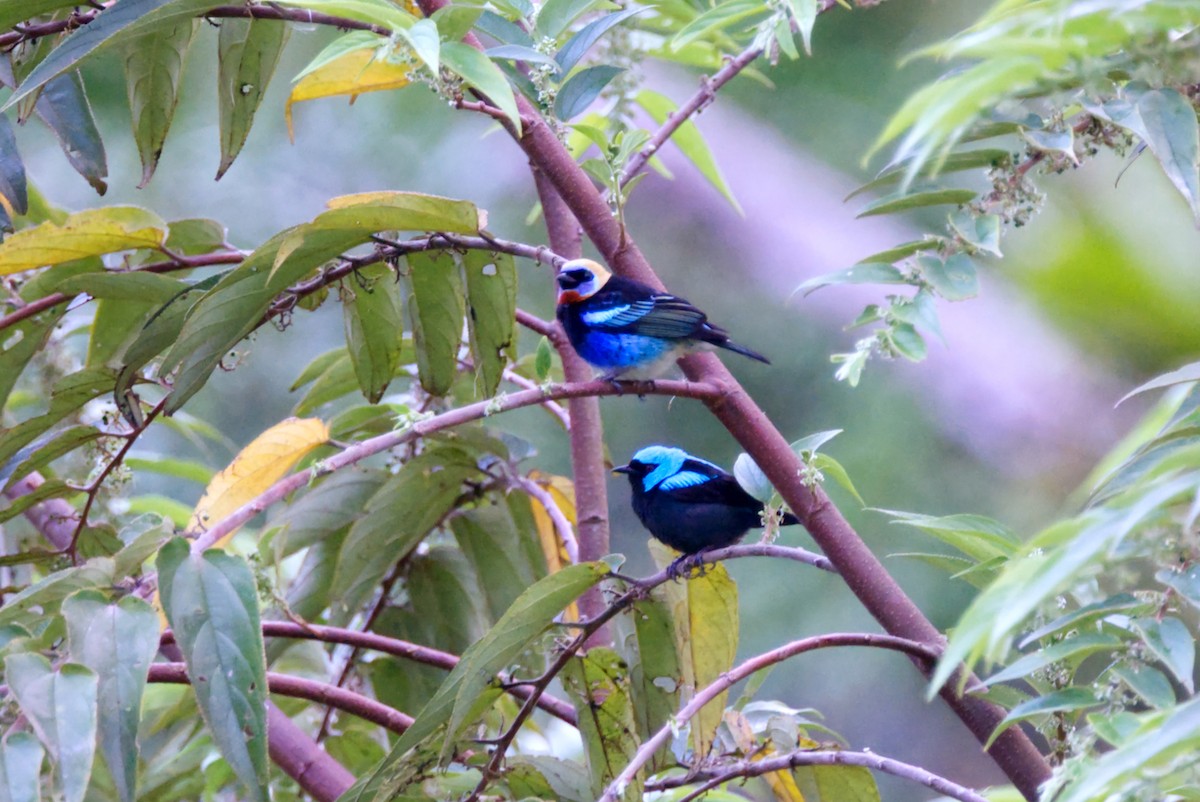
[555,259,770,380]
[613,445,798,577]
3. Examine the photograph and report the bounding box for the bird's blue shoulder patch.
[581,299,653,328]
[658,470,713,491]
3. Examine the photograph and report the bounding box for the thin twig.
[599,632,940,802]
[507,472,579,562]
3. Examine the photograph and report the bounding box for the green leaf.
[561,647,641,798]
[1,425,105,494]
[0,732,44,802]
[331,447,483,620]
[811,453,865,507]
[982,632,1125,687]
[216,19,291,179]
[810,764,881,802]
[401,18,440,74]
[555,65,623,121]
[534,336,554,381]
[0,112,27,224]
[157,538,269,802]
[949,210,1002,257]
[0,0,86,30]
[403,547,492,651]
[6,0,221,112]
[793,263,907,297]
[847,148,1010,200]
[918,252,979,301]
[1135,88,1200,226]
[35,71,108,195]
[63,592,159,802]
[626,590,680,773]
[1019,594,1147,647]
[1132,617,1195,693]
[343,263,404,403]
[557,8,647,74]
[408,251,465,397]
[3,654,98,802]
[0,559,115,628]
[986,687,1101,748]
[441,42,521,132]
[123,20,197,187]
[535,0,610,38]
[273,0,416,30]
[1119,360,1200,405]
[635,89,740,212]
[0,368,116,468]
[670,0,762,52]
[462,250,517,397]
[888,322,926,361]
[652,541,737,760]
[878,509,1019,563]
[507,756,592,802]
[452,503,544,622]
[853,239,939,265]
[856,188,977,218]
[349,562,608,802]
[787,0,818,55]
[269,468,385,558]
[1109,662,1176,710]
[486,44,560,67]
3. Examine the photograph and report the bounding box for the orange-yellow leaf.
[285,48,409,141]
[527,469,576,574]
[0,206,167,276]
[186,417,330,547]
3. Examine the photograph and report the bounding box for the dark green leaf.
[0,368,116,468]
[1158,564,1200,610]
[269,468,385,558]
[5,0,221,111]
[0,112,27,226]
[556,8,647,74]
[983,632,1125,687]
[34,71,108,195]
[0,559,115,628]
[793,263,906,297]
[294,353,360,415]
[331,447,483,620]
[216,19,290,179]
[0,477,78,524]
[1135,88,1200,225]
[404,547,491,649]
[535,0,609,38]
[626,590,679,773]
[1109,662,1176,709]
[123,20,197,187]
[0,308,65,410]
[157,538,269,802]
[408,251,465,396]
[486,44,559,67]
[343,263,404,403]
[3,654,98,802]
[856,188,977,218]
[475,11,534,46]
[0,0,85,30]
[555,65,623,121]
[987,687,1101,747]
[452,502,543,621]
[58,271,189,304]
[919,252,979,301]
[462,250,517,397]
[63,591,159,802]
[0,732,43,802]
[1,425,104,494]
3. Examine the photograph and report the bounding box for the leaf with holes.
[408,250,466,396]
[343,263,405,402]
[463,250,517,397]
[217,19,290,179]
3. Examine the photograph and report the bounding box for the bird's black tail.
[719,339,771,365]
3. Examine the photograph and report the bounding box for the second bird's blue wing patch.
[658,470,713,491]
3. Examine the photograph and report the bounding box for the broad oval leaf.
[441,42,521,132]
[343,263,405,403]
[3,654,98,802]
[561,648,641,798]
[408,250,466,396]
[555,65,623,121]
[123,20,197,187]
[62,591,159,802]
[216,19,291,179]
[0,207,166,276]
[0,732,44,802]
[157,538,270,802]
[463,250,517,397]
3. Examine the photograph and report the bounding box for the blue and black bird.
[555,259,770,380]
[613,445,799,577]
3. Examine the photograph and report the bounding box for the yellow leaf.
[527,469,576,574]
[0,206,167,276]
[651,541,738,762]
[186,417,330,548]
[285,48,410,141]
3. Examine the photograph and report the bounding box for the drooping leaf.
[5,0,226,110]
[186,417,330,546]
[635,89,740,212]
[0,425,105,494]
[788,0,818,55]
[3,654,98,802]
[216,18,291,179]
[452,501,544,621]
[626,589,680,773]
[0,368,116,468]
[342,263,405,403]
[561,647,641,798]
[62,591,160,802]
[506,756,592,802]
[123,20,197,187]
[0,0,87,30]
[1119,360,1200,405]
[1109,662,1176,710]
[1132,617,1195,693]
[0,112,27,226]
[286,37,410,140]
[462,250,517,397]
[35,71,108,195]
[0,732,43,802]
[557,7,647,74]
[407,250,466,396]
[331,446,483,620]
[157,538,269,802]
[0,207,166,276]
[403,547,492,649]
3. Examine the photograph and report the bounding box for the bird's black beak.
[556,272,577,290]
[612,464,632,475]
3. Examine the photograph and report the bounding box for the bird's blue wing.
[581,294,708,339]
[658,470,713,492]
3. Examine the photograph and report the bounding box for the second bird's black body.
[614,446,798,574]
